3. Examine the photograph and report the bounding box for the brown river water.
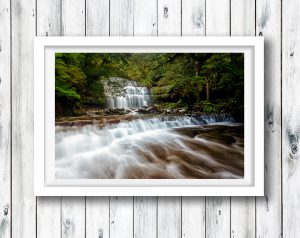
[55,115,244,179]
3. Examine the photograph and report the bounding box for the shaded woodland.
[55,53,244,121]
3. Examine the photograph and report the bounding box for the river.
[55,115,244,179]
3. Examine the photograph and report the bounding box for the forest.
[55,52,244,121]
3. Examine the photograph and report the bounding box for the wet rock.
[104,108,127,115]
[106,118,121,124]
[138,105,162,114]
[71,120,93,127]
[56,121,73,127]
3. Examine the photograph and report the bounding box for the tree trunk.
[206,80,210,101]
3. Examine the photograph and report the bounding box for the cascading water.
[105,77,152,109]
[55,114,244,179]
[107,86,151,108]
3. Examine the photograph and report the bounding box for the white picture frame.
[34,36,264,196]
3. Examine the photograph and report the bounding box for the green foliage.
[55,52,244,120]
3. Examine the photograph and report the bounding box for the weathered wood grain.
[61,0,85,36]
[182,197,206,238]
[282,0,300,237]
[157,0,181,36]
[110,197,133,238]
[86,0,109,36]
[110,0,134,36]
[11,0,36,237]
[181,1,206,237]
[230,197,255,238]
[231,0,255,36]
[157,197,181,238]
[60,1,86,238]
[206,0,230,36]
[182,0,205,36]
[134,197,157,238]
[37,197,61,238]
[133,1,158,238]
[86,197,109,238]
[134,0,157,36]
[0,0,10,237]
[230,1,256,237]
[256,0,282,237]
[206,197,230,238]
[36,0,61,36]
[0,0,292,237]
[36,1,62,237]
[62,197,85,238]
[205,1,231,237]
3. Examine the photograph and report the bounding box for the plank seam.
[280,0,283,236]
[34,0,37,237]
[132,197,134,238]
[10,0,13,236]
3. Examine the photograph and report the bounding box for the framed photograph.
[34,37,264,196]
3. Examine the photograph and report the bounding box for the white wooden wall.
[1,0,297,237]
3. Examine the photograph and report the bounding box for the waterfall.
[107,85,151,109]
[104,77,152,109]
[55,114,243,179]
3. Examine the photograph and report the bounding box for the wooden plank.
[60,1,86,238]
[230,1,256,237]
[36,1,62,238]
[109,2,134,237]
[157,0,181,36]
[282,0,300,237]
[61,0,86,36]
[157,1,182,237]
[133,0,157,36]
[110,197,133,238]
[157,197,181,238]
[86,197,109,238]
[37,197,61,238]
[182,197,205,238]
[85,1,110,236]
[62,197,85,238]
[206,198,230,238]
[11,0,36,237]
[181,1,206,237]
[134,197,157,238]
[231,0,255,36]
[256,0,282,237]
[86,0,109,36]
[182,0,205,36]
[205,1,231,237]
[206,0,230,36]
[230,197,255,238]
[110,0,134,36]
[0,0,11,237]
[36,0,62,36]
[133,1,158,238]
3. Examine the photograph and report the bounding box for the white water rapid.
[55,115,244,179]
